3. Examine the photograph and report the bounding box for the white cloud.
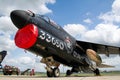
[83,23,120,45]
[3,53,46,71]
[0,16,17,51]
[112,0,120,15]
[64,23,120,46]
[83,18,93,24]
[101,55,120,71]
[99,0,120,23]
[18,57,35,65]
[64,24,87,39]
[103,55,120,66]
[0,0,56,16]
[99,12,120,23]
[0,16,17,33]
[64,0,120,46]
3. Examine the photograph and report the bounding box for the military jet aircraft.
[10,10,120,77]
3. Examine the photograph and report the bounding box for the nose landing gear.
[46,67,60,77]
[41,57,60,77]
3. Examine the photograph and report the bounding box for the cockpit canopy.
[37,15,61,29]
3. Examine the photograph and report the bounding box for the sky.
[0,0,120,72]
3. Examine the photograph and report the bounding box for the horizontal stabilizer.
[97,63,115,68]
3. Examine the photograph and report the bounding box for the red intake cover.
[15,24,38,49]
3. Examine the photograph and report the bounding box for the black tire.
[16,72,19,75]
[3,70,7,75]
[3,72,7,75]
[94,68,100,76]
[53,68,60,77]
[47,71,53,77]
[9,72,12,75]
[66,70,72,76]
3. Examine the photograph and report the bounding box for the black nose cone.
[10,10,30,29]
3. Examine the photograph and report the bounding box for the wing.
[76,40,120,57]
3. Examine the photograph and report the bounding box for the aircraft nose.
[10,10,31,29]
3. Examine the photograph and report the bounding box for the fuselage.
[10,10,90,67]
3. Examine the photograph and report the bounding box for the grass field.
[0,71,120,77]
[30,71,120,77]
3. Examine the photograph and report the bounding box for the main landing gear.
[66,66,101,76]
[66,70,72,76]
[93,68,100,76]
[66,67,79,76]
[90,65,101,76]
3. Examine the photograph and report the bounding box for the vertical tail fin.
[0,50,7,64]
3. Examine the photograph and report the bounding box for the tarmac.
[0,76,120,80]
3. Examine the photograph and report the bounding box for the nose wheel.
[53,68,60,77]
[46,67,60,77]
